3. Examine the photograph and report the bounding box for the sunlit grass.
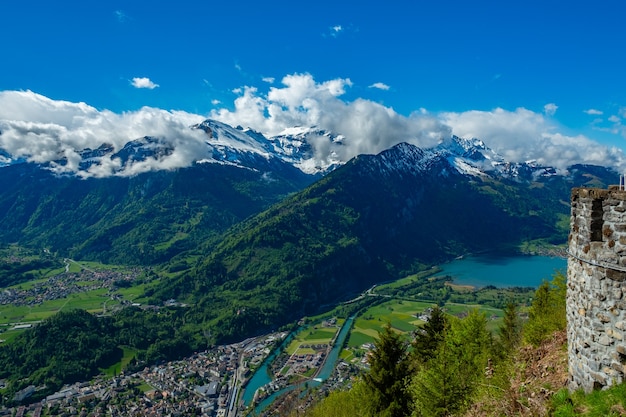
[0,289,119,325]
[551,384,626,416]
[102,346,138,377]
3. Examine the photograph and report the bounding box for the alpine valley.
[0,119,617,400]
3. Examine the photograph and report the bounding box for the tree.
[412,309,492,417]
[524,271,567,346]
[411,305,447,365]
[302,381,375,417]
[363,323,412,417]
[412,339,465,417]
[497,301,521,355]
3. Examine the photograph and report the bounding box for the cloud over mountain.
[440,107,624,170]
[0,90,206,177]
[0,74,624,178]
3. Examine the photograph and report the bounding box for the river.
[433,253,567,288]
[241,331,296,406]
[242,254,565,412]
[243,316,355,413]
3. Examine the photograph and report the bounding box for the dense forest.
[0,307,205,404]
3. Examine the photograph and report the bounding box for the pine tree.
[524,271,567,346]
[364,322,412,417]
[411,305,447,364]
[412,339,465,417]
[411,310,492,417]
[497,301,521,354]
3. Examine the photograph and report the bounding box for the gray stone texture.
[568,187,626,392]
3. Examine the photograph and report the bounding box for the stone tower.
[568,187,626,392]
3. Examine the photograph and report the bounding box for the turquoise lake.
[433,254,567,288]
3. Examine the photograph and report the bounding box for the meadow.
[285,319,343,356]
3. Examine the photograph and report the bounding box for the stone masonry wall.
[568,187,626,392]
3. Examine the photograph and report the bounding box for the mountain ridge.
[0,118,596,183]
[0,118,619,268]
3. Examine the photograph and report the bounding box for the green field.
[0,327,26,344]
[374,268,441,291]
[285,322,340,355]
[343,297,507,358]
[102,346,139,376]
[0,288,120,325]
[347,300,431,348]
[116,284,150,303]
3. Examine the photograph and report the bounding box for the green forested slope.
[155,145,611,340]
[0,161,313,264]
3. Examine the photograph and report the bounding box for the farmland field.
[284,320,341,355]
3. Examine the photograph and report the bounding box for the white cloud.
[0,90,205,177]
[1,74,625,179]
[262,77,275,84]
[584,108,603,115]
[609,115,621,123]
[210,73,449,164]
[114,10,130,23]
[211,99,221,105]
[544,103,558,116]
[369,82,390,91]
[131,77,159,89]
[325,25,344,38]
[441,107,625,170]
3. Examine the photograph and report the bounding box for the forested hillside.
[154,145,615,338]
[0,161,313,264]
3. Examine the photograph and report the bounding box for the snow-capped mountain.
[354,135,560,184]
[437,135,561,181]
[0,118,600,182]
[0,117,618,266]
[268,126,346,174]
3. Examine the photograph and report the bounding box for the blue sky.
[1,0,626,175]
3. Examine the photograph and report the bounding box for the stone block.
[590,371,607,385]
[611,362,624,373]
[593,321,606,331]
[599,335,612,346]
[588,360,601,372]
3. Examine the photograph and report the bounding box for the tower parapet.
[568,186,626,392]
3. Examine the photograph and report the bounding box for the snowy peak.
[361,139,563,184]
[193,120,274,156]
[355,142,449,180]
[191,120,342,174]
[0,118,602,182]
[439,135,496,162]
[113,137,174,165]
[269,126,346,174]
